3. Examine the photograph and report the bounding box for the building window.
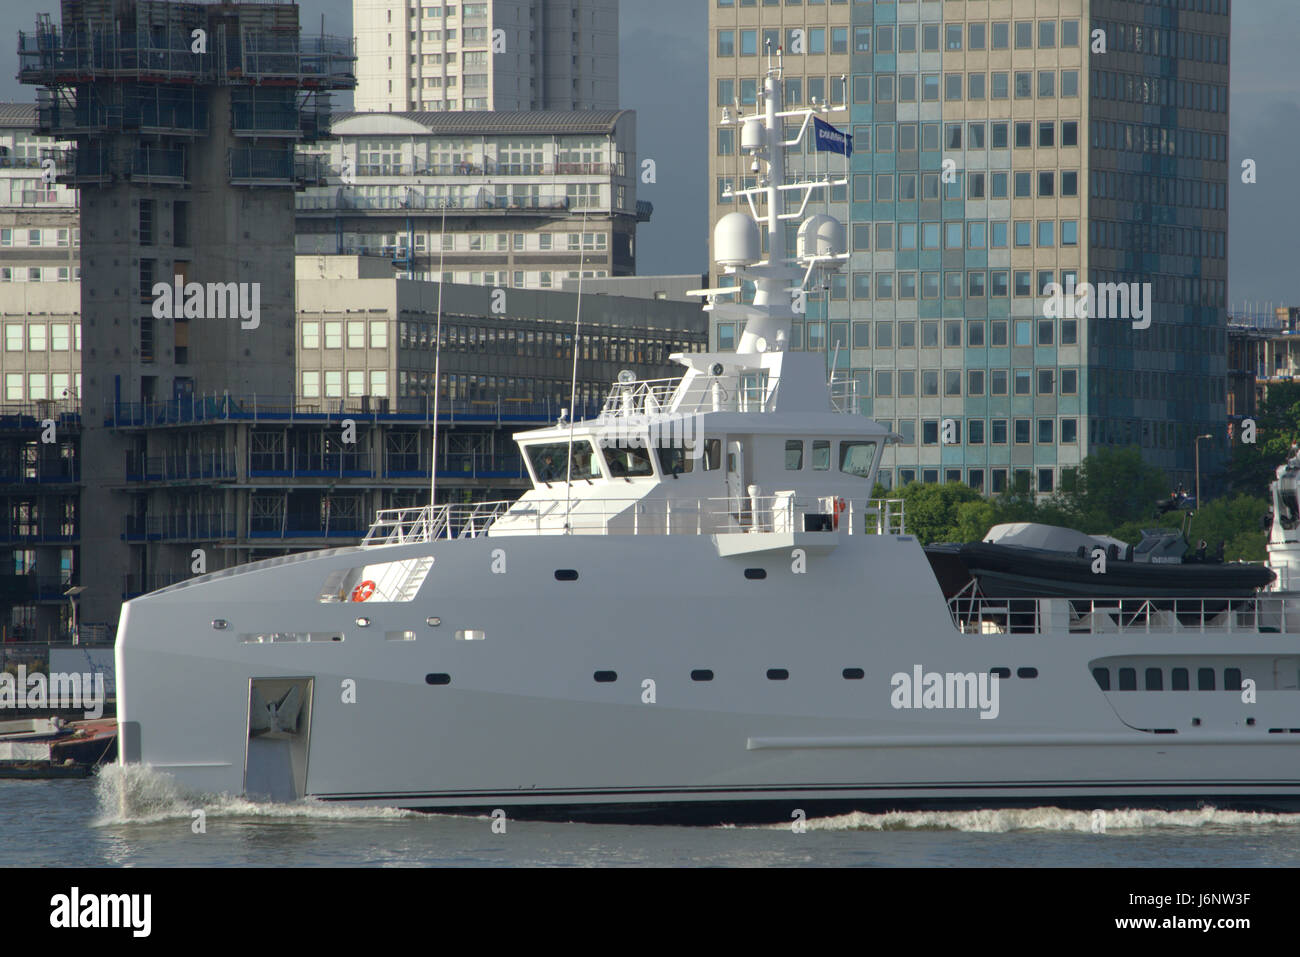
[302,371,320,398]
[302,321,320,349]
[28,325,45,351]
[324,322,342,349]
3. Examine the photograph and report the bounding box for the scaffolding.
[19,8,354,88]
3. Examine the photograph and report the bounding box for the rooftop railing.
[600,378,679,417]
[363,496,906,544]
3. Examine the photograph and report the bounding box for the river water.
[5,766,1300,867]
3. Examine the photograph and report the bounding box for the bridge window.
[1197,668,1216,691]
[839,441,878,478]
[601,441,654,477]
[703,438,722,471]
[812,440,831,470]
[785,440,804,469]
[1092,667,1110,690]
[1172,668,1190,690]
[1118,667,1137,691]
[1224,668,1242,691]
[526,440,601,482]
[1145,667,1163,690]
[656,442,695,476]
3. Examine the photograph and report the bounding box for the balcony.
[109,393,603,428]
[122,514,237,542]
[130,147,186,184]
[230,149,324,188]
[125,451,237,483]
[19,26,205,82]
[296,192,569,213]
[246,448,525,480]
[0,462,79,486]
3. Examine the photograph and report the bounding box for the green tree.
[1060,446,1169,532]
[895,480,984,544]
[953,500,998,542]
[1229,381,1300,497]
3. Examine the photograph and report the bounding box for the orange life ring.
[350,579,376,602]
[832,497,847,529]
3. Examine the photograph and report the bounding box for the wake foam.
[93,764,416,826]
[766,806,1300,833]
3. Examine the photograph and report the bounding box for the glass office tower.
[708,0,1229,494]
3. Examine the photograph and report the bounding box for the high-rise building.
[708,0,1230,495]
[19,0,356,628]
[354,0,618,113]
[295,109,646,287]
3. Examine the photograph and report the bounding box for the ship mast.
[690,47,850,356]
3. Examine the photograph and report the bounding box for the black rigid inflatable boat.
[925,523,1275,600]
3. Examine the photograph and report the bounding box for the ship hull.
[115,533,1300,822]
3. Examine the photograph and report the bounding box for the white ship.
[116,59,1300,822]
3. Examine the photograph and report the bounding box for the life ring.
[350,579,376,602]
[832,497,847,529]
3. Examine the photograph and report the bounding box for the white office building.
[354,0,618,113]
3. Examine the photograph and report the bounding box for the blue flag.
[813,117,852,157]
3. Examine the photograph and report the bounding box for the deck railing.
[363,496,906,544]
[948,587,1296,636]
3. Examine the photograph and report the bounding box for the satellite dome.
[797,214,846,260]
[714,212,761,268]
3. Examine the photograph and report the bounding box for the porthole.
[842,668,865,680]
[991,667,1011,679]
[1017,667,1038,679]
[426,616,441,627]
[744,568,767,580]
[593,670,617,683]
[766,668,789,680]
[425,673,451,685]
[355,617,371,627]
[211,619,228,630]
[555,569,579,581]
[691,669,714,682]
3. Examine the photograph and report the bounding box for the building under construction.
[18,0,355,629]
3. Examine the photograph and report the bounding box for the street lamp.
[62,585,85,645]
[1195,433,1214,512]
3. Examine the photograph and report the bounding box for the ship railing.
[599,378,680,417]
[948,589,1298,636]
[363,496,906,543]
